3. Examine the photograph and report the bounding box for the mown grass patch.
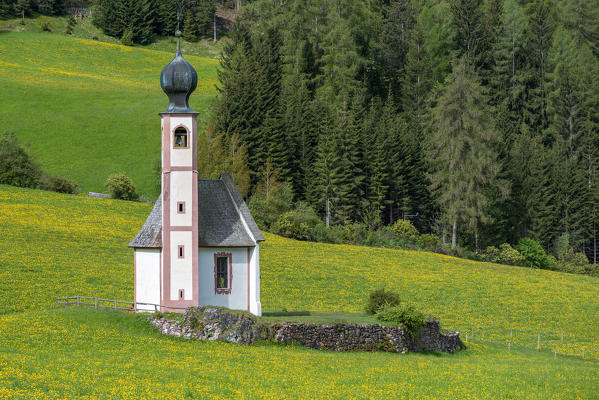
[0,308,596,400]
[0,31,218,198]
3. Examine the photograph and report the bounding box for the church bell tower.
[159,29,199,309]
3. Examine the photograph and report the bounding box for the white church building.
[129,32,264,316]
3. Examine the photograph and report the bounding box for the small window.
[216,257,228,289]
[179,289,184,299]
[177,201,185,214]
[178,245,184,259]
[174,127,188,148]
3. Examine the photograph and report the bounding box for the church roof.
[128,174,264,248]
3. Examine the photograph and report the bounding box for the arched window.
[174,126,188,148]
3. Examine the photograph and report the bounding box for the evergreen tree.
[183,9,200,42]
[522,0,556,136]
[563,0,599,56]
[402,24,434,136]
[376,0,416,105]
[427,57,508,248]
[504,126,553,244]
[284,69,318,199]
[449,0,486,64]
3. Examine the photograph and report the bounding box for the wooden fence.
[55,296,187,312]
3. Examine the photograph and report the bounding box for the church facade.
[129,32,264,316]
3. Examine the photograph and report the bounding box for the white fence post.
[95,297,98,309]
[537,333,540,350]
[77,296,80,307]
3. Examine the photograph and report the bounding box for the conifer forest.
[3,0,599,262]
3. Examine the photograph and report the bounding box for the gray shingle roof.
[129,176,264,248]
[128,195,162,248]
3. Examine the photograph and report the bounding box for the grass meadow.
[0,185,598,398]
[0,31,218,198]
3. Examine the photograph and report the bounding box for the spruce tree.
[427,57,508,248]
[449,0,486,65]
[183,9,200,42]
[522,0,556,136]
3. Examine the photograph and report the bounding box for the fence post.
[114,299,117,309]
[582,348,585,359]
[508,342,510,353]
[95,297,98,309]
[561,331,563,342]
[465,334,468,342]
[77,296,80,307]
[537,333,540,351]
[56,298,58,308]
[154,304,158,312]
[510,329,512,340]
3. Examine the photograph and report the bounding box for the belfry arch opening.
[174,126,188,148]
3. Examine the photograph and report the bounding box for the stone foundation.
[150,307,463,353]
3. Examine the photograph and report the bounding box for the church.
[129,31,264,316]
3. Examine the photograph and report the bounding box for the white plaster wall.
[135,249,161,311]
[170,116,193,167]
[198,247,252,312]
[170,170,193,227]
[170,231,193,301]
[249,245,261,316]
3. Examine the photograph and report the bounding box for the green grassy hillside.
[0,185,597,398]
[0,31,218,198]
[1,184,598,346]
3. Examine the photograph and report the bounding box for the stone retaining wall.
[150,307,463,353]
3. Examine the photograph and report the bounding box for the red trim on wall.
[214,252,233,294]
[192,117,198,171]
[247,247,250,312]
[160,114,199,312]
[172,124,190,149]
[177,201,185,214]
[162,115,171,308]
[170,226,193,231]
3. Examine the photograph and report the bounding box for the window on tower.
[174,127,188,148]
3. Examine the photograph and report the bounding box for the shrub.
[248,182,294,229]
[365,287,401,315]
[105,173,138,200]
[375,303,427,339]
[518,238,550,269]
[0,131,41,188]
[38,175,80,194]
[121,29,134,46]
[418,234,440,252]
[66,14,76,35]
[390,219,419,240]
[271,202,325,242]
[483,246,500,263]
[554,249,591,275]
[498,243,524,266]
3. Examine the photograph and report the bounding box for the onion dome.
[160,30,198,113]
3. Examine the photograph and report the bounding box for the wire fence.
[456,326,599,361]
[55,296,187,313]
